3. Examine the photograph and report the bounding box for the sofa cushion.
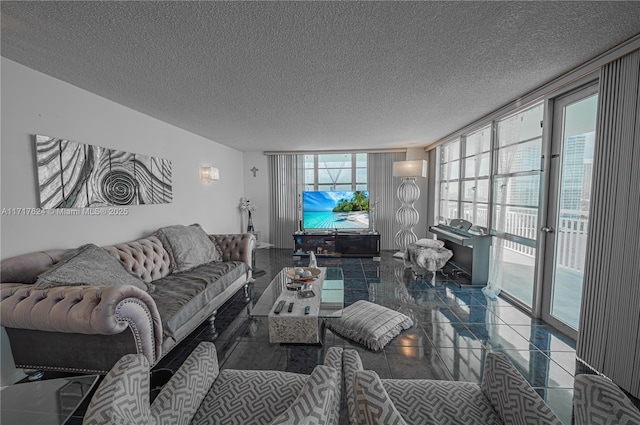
[324,300,413,351]
[383,379,502,425]
[33,243,148,292]
[151,261,248,338]
[155,224,222,273]
[190,369,307,425]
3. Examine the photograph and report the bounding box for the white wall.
[1,58,246,258]
[242,151,270,243]
[0,58,246,384]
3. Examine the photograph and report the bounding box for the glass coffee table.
[251,267,344,344]
[1,374,99,424]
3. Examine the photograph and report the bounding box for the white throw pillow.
[413,238,445,249]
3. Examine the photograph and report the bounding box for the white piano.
[429,219,492,286]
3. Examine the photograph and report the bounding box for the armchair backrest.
[574,374,640,425]
[82,353,151,425]
[83,341,219,425]
[481,352,562,425]
[151,342,218,425]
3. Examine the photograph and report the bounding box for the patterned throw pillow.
[155,224,222,273]
[33,243,148,291]
[354,370,411,425]
[269,365,338,425]
[324,300,413,351]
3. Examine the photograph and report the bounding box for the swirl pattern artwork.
[35,134,172,208]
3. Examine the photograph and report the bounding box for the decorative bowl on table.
[285,267,321,283]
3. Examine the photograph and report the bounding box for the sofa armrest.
[481,352,562,424]
[83,353,152,425]
[574,374,640,425]
[344,349,364,425]
[210,233,256,267]
[0,283,162,363]
[151,342,219,425]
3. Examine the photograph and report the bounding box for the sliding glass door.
[541,86,598,336]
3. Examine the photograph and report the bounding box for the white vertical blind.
[577,49,640,398]
[268,155,304,248]
[368,152,406,250]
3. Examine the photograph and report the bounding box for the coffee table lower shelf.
[250,267,344,344]
[269,314,323,344]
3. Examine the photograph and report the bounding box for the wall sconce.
[200,166,219,184]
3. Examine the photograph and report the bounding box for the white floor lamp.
[392,160,427,258]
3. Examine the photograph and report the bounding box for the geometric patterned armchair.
[83,341,343,425]
[343,350,562,425]
[573,374,640,425]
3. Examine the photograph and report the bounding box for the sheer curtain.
[367,151,406,250]
[483,103,543,300]
[268,154,304,248]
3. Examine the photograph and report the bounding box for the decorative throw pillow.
[34,243,148,291]
[413,238,445,249]
[155,224,221,273]
[354,370,410,425]
[269,365,338,425]
[324,300,413,351]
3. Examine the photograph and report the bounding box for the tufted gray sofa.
[0,230,255,375]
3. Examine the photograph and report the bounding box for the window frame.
[304,153,367,191]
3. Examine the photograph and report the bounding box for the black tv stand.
[293,233,380,258]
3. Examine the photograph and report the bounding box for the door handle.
[541,227,554,233]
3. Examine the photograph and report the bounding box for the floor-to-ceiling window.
[461,126,491,229]
[304,153,367,191]
[492,103,544,306]
[436,139,460,224]
[432,80,600,334]
[435,102,544,308]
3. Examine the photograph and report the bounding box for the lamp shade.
[392,160,427,178]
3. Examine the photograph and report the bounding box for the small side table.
[1,374,99,424]
[252,241,274,278]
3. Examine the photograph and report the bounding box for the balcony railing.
[447,207,588,273]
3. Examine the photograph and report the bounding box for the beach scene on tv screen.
[303,191,369,229]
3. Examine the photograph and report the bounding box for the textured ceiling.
[2,2,640,152]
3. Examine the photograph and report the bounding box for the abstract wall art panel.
[35,135,173,208]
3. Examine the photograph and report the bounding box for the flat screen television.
[302,191,370,231]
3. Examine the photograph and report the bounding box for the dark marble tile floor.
[47,249,582,424]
